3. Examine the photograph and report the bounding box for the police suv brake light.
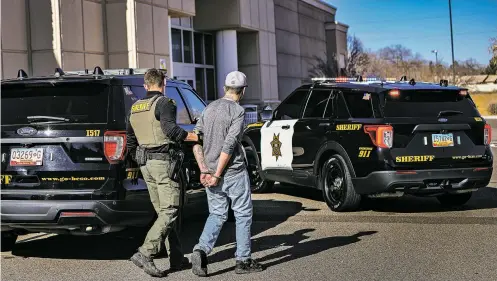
[484,124,492,145]
[364,125,394,149]
[104,131,126,164]
[389,89,400,97]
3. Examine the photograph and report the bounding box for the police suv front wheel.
[436,192,472,207]
[320,154,361,212]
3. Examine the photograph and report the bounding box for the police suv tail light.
[484,124,492,145]
[104,131,126,164]
[364,125,394,149]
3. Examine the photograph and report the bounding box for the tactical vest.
[129,95,172,148]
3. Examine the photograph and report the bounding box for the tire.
[320,154,361,212]
[436,192,472,207]
[1,231,18,252]
[243,139,274,193]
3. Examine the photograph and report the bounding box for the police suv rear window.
[1,82,109,125]
[382,90,479,118]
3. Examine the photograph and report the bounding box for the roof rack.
[311,77,397,84]
[62,67,155,76]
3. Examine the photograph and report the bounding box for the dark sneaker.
[170,256,191,272]
[191,249,208,277]
[130,252,166,277]
[235,259,265,274]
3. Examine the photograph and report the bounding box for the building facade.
[1,0,348,105]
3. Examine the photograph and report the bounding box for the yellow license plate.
[432,133,454,147]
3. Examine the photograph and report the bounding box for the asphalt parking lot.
[1,146,496,281]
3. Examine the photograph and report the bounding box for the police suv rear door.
[0,80,124,195]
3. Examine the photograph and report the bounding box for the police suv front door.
[260,88,310,171]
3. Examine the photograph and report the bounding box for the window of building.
[275,89,309,120]
[183,30,192,63]
[204,34,214,65]
[194,32,204,64]
[181,88,206,121]
[180,17,192,28]
[171,29,182,62]
[303,89,332,118]
[206,68,216,100]
[166,86,191,124]
[195,68,205,98]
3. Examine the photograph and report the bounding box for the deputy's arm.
[126,114,138,161]
[156,98,198,142]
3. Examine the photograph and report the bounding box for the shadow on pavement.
[205,229,377,277]
[10,199,305,261]
[273,184,497,213]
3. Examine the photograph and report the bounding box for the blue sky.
[328,0,497,66]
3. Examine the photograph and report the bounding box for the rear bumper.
[1,200,154,233]
[352,167,493,195]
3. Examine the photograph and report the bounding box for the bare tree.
[346,35,370,77]
[308,55,339,78]
[485,37,497,75]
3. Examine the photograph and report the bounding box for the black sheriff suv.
[241,77,493,212]
[1,67,207,251]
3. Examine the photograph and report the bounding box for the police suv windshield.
[1,82,109,125]
[381,90,479,118]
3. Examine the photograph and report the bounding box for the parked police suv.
[241,77,493,212]
[1,67,207,251]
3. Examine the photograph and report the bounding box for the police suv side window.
[180,87,206,122]
[303,89,332,118]
[166,86,191,124]
[341,90,375,118]
[335,92,350,119]
[274,89,309,120]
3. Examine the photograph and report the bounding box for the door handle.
[282,125,290,130]
[319,123,330,127]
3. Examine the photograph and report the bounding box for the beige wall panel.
[29,0,53,51]
[137,52,154,68]
[300,37,326,59]
[136,2,154,53]
[275,29,300,55]
[83,1,105,53]
[153,0,168,8]
[2,52,29,79]
[1,0,27,51]
[153,7,169,54]
[183,0,195,15]
[62,52,85,71]
[250,0,260,29]
[140,0,152,3]
[259,31,269,65]
[109,53,129,68]
[237,32,258,66]
[300,57,314,79]
[258,0,268,30]
[239,0,251,27]
[274,0,297,12]
[277,53,301,78]
[297,1,314,18]
[260,65,270,100]
[336,30,348,56]
[299,16,324,40]
[32,51,58,76]
[274,6,298,33]
[193,0,239,31]
[61,0,84,51]
[268,32,277,66]
[267,0,275,32]
[168,0,181,10]
[85,54,106,69]
[239,65,261,101]
[106,3,128,53]
[269,65,279,100]
[278,77,302,100]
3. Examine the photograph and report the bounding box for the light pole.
[431,49,438,79]
[449,0,456,83]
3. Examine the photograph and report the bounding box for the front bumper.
[1,200,154,233]
[352,167,493,195]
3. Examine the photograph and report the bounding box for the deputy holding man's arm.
[126,68,196,277]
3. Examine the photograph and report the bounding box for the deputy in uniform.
[126,68,198,277]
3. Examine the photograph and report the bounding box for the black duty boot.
[235,259,266,274]
[191,249,208,277]
[169,256,191,272]
[130,252,166,277]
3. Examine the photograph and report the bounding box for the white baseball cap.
[225,71,248,87]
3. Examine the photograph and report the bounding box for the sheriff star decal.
[270,133,282,161]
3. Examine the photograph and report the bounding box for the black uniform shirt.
[126,91,188,161]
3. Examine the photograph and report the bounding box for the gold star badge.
[270,133,282,161]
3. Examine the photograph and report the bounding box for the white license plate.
[10,148,44,166]
[432,133,454,147]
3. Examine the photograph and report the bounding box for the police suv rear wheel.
[1,231,17,252]
[436,192,472,207]
[321,154,361,212]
